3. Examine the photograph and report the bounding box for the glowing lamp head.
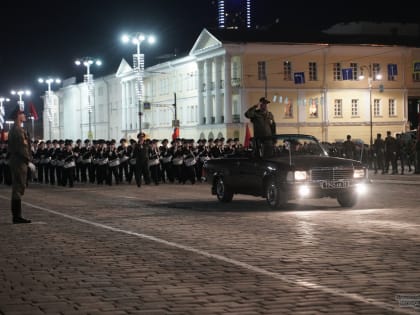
[148,35,156,44]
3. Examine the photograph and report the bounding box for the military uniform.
[8,106,31,223]
[148,139,160,185]
[117,138,129,183]
[159,139,174,183]
[106,140,120,185]
[133,133,151,187]
[61,140,75,187]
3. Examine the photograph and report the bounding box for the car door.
[235,156,265,194]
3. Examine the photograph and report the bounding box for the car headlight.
[287,170,308,181]
[353,169,365,178]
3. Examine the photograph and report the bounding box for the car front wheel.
[337,190,357,207]
[215,177,233,202]
[265,179,287,209]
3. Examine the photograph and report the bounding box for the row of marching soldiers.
[0,133,244,187]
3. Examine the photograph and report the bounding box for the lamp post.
[11,89,31,111]
[0,97,10,131]
[122,32,155,134]
[75,57,102,140]
[38,77,61,140]
[11,89,32,139]
[359,65,382,146]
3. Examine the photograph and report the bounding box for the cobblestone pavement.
[0,171,420,315]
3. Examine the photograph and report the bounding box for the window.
[309,62,318,81]
[308,98,318,117]
[389,99,396,116]
[412,72,420,82]
[284,100,293,118]
[283,61,292,81]
[232,60,240,81]
[373,99,381,117]
[372,63,381,81]
[333,63,341,81]
[387,64,397,81]
[350,63,358,81]
[351,99,359,116]
[257,61,266,80]
[334,99,342,117]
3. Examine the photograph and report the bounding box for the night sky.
[0,0,417,119]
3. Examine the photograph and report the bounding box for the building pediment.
[190,28,222,56]
[116,58,133,77]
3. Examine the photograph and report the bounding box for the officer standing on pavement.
[8,105,31,223]
[133,132,151,187]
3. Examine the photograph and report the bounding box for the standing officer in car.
[244,97,276,157]
[8,105,31,223]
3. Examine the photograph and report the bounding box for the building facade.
[44,28,420,144]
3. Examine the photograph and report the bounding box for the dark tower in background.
[218,0,251,29]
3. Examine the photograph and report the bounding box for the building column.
[205,59,213,124]
[197,61,204,125]
[215,56,222,123]
[224,54,232,124]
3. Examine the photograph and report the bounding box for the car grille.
[310,168,354,181]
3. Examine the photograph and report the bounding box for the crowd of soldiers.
[1,130,420,188]
[0,133,244,187]
[324,131,420,174]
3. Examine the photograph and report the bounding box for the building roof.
[205,22,420,47]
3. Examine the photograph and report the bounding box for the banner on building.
[413,61,420,73]
[388,64,398,76]
[294,72,305,84]
[342,68,353,80]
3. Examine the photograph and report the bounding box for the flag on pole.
[244,123,251,148]
[29,102,39,120]
[172,127,179,141]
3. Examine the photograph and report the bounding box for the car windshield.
[270,134,328,157]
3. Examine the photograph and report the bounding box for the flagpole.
[31,115,35,141]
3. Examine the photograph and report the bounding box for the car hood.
[267,155,363,169]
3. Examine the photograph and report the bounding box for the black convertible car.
[203,134,369,208]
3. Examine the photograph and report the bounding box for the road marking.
[14,201,415,315]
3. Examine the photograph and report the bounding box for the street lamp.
[0,97,10,130]
[359,65,382,146]
[75,57,102,140]
[121,32,155,134]
[10,89,31,139]
[38,77,61,140]
[10,89,31,110]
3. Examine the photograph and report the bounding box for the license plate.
[321,180,349,189]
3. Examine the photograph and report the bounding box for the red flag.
[172,127,179,141]
[29,102,39,120]
[244,123,251,148]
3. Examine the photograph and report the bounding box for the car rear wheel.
[216,177,233,202]
[265,179,287,209]
[337,190,357,207]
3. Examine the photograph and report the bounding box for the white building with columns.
[43,28,420,144]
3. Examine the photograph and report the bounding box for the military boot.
[11,199,31,224]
